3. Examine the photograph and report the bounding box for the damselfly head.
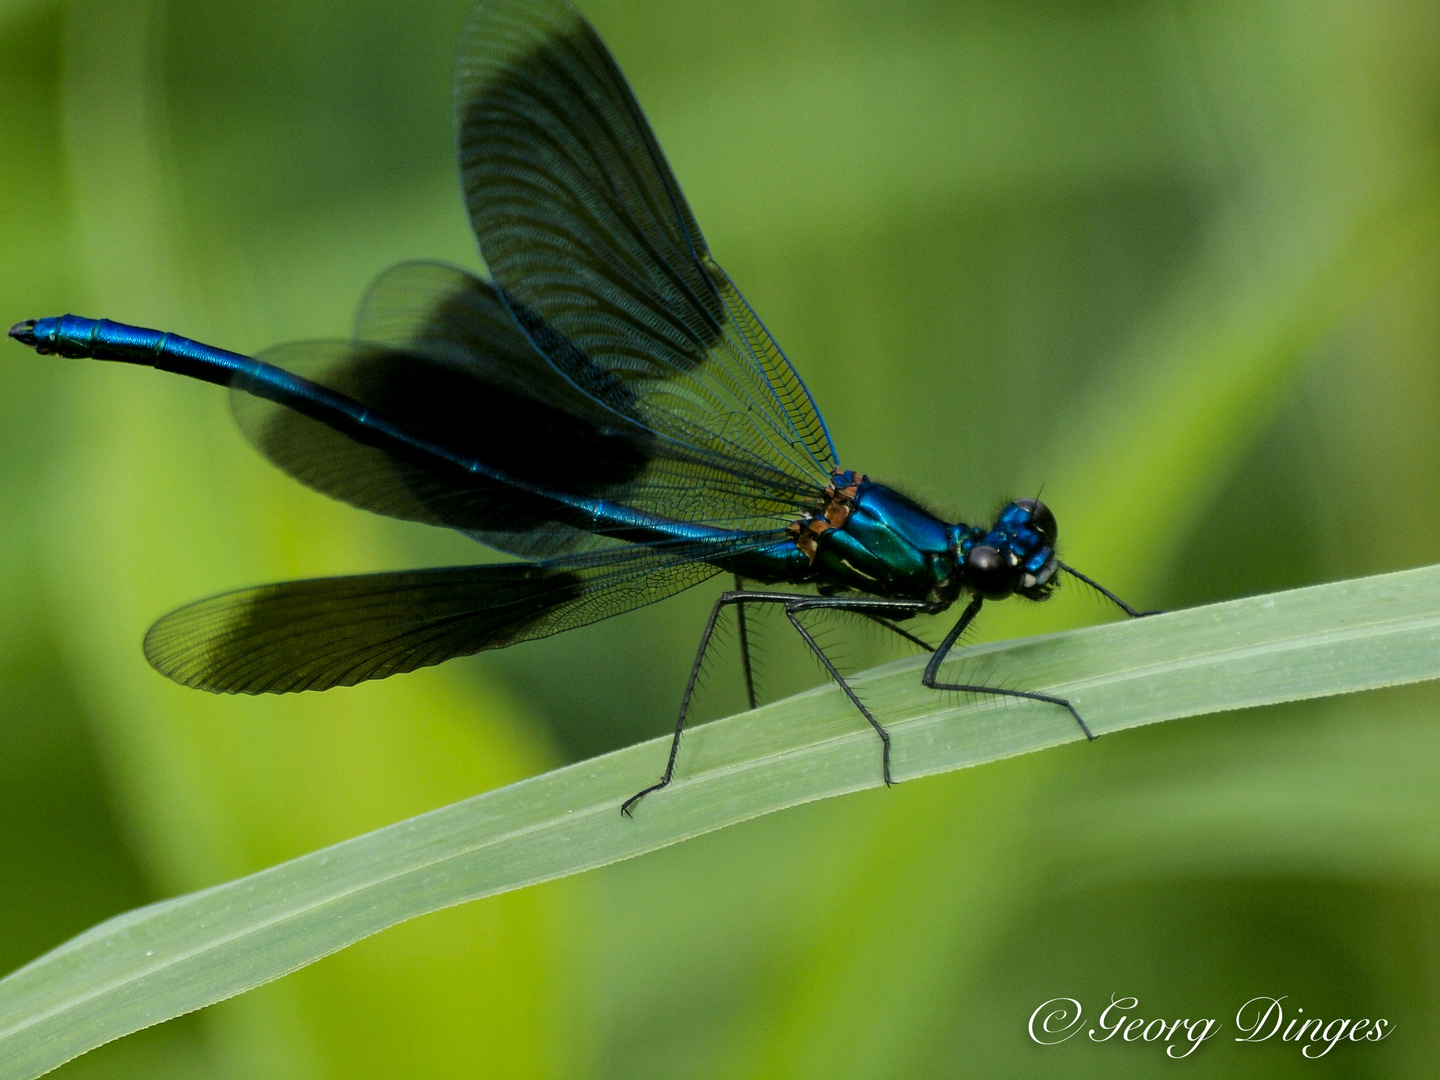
[960,497,1059,602]
[1012,498,1057,548]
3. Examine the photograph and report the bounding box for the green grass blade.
[6,563,1440,1079]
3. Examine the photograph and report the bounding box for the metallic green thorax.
[718,472,1059,613]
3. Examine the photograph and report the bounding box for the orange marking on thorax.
[787,475,865,563]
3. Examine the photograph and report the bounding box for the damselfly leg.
[622,591,928,815]
[921,596,1096,738]
[921,573,1158,741]
[733,575,758,711]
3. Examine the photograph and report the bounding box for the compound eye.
[1013,498,1058,548]
[965,544,1014,600]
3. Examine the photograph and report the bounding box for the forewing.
[234,263,648,558]
[144,544,728,694]
[455,0,838,493]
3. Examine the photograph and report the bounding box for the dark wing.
[235,261,651,560]
[455,0,837,494]
[143,541,742,694]
[232,262,822,559]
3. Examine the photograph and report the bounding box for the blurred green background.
[2,0,1439,1075]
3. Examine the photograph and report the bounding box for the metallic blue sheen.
[2,0,1143,724]
[806,480,963,603]
[9,316,1060,605]
[852,484,952,555]
[15,315,762,554]
[25,315,253,386]
[713,539,810,582]
[979,502,1057,590]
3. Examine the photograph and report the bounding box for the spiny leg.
[733,575,758,710]
[921,596,1096,740]
[623,589,820,816]
[622,590,731,817]
[623,593,927,815]
[1057,561,1160,619]
[863,613,934,653]
[784,606,895,786]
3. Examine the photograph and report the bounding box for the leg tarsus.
[926,678,1095,740]
[621,780,667,817]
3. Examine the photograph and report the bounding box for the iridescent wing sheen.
[454,0,838,496]
[143,539,758,694]
[231,262,818,559]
